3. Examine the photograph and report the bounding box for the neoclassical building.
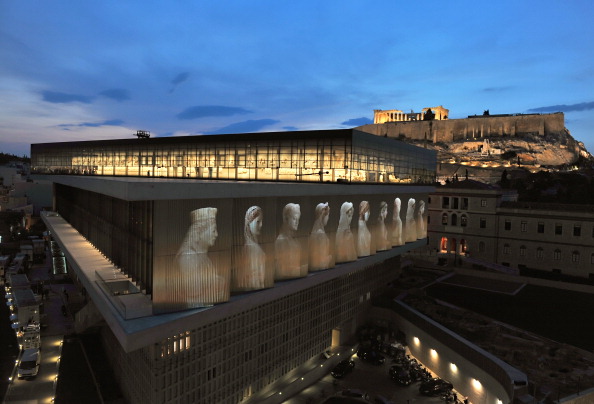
[33,129,436,403]
[373,105,449,124]
[427,179,594,279]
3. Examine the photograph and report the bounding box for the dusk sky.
[1,1,593,157]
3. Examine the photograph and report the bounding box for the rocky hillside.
[407,128,592,169]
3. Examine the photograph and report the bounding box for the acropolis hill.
[357,106,592,182]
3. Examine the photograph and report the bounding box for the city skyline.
[1,0,593,157]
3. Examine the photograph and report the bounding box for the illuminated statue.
[177,207,227,307]
[234,206,266,290]
[391,197,403,246]
[275,203,306,279]
[335,202,357,263]
[309,202,332,271]
[374,201,390,251]
[404,198,417,242]
[416,200,426,239]
[357,201,371,257]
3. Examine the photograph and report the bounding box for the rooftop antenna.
[134,130,151,139]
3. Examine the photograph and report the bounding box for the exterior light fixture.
[430,349,437,358]
[472,378,482,390]
[413,337,420,345]
[450,363,457,372]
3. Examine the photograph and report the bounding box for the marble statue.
[357,201,371,257]
[335,202,357,263]
[416,200,426,239]
[309,202,332,271]
[235,206,266,290]
[404,198,417,242]
[391,197,403,246]
[374,201,390,251]
[275,203,306,279]
[177,207,227,306]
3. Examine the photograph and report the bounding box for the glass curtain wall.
[32,130,436,184]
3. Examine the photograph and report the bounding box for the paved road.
[282,352,461,404]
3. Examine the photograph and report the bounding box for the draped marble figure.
[309,202,332,271]
[404,198,418,242]
[335,202,357,263]
[357,200,371,257]
[275,203,306,279]
[391,197,403,247]
[235,206,266,290]
[374,201,390,251]
[176,207,227,307]
[416,200,426,239]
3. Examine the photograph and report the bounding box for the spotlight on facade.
[430,349,438,358]
[472,378,482,390]
[413,336,420,345]
[450,363,457,373]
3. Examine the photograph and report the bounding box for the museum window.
[480,218,486,229]
[460,214,467,227]
[555,224,563,235]
[554,249,561,260]
[521,221,527,232]
[504,220,511,231]
[461,198,468,210]
[537,222,544,233]
[481,199,487,207]
[451,214,458,226]
[442,197,450,208]
[503,244,510,254]
[574,225,581,237]
[536,247,544,259]
[572,251,580,263]
[442,213,448,225]
[519,245,526,256]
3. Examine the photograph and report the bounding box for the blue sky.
[1,1,593,157]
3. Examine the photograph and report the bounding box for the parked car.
[389,364,412,386]
[419,377,454,396]
[331,359,355,378]
[339,389,369,400]
[17,348,40,379]
[357,348,385,365]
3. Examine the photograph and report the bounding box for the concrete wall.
[358,113,565,143]
[370,303,527,404]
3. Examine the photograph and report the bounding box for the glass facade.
[31,129,436,184]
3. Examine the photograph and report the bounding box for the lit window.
[461,214,468,227]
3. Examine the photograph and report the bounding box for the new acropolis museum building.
[32,129,435,403]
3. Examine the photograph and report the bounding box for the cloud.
[58,119,124,128]
[171,72,190,86]
[482,86,514,92]
[341,117,373,126]
[527,102,594,113]
[41,90,93,104]
[99,88,130,101]
[177,105,252,120]
[204,119,280,134]
[282,126,299,131]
